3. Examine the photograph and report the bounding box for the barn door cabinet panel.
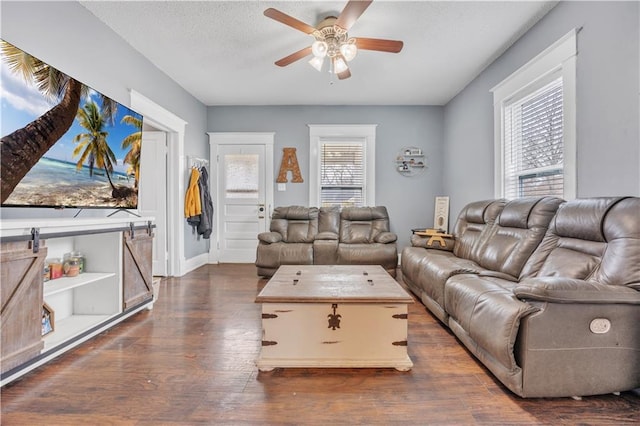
[0,241,47,374]
[0,217,155,386]
[123,231,154,310]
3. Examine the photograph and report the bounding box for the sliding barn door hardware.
[30,227,40,253]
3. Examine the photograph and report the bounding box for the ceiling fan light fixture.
[311,40,328,58]
[340,40,358,61]
[309,56,325,72]
[265,1,404,81]
[333,56,349,74]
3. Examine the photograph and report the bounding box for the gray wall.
[3,1,636,261]
[208,106,444,249]
[0,1,210,260]
[443,1,640,217]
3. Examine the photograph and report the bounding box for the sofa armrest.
[315,231,338,241]
[375,232,397,244]
[257,232,283,244]
[410,234,454,251]
[514,277,640,304]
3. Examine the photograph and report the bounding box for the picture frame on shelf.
[42,303,55,336]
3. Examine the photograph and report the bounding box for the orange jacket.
[184,167,202,217]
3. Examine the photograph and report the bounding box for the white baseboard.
[180,252,210,276]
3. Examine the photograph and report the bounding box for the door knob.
[259,207,265,212]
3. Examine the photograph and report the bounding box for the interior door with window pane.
[218,144,266,262]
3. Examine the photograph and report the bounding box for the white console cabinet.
[0,217,155,386]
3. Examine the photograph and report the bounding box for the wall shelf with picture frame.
[395,147,426,177]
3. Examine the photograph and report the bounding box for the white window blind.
[492,29,577,200]
[309,124,376,207]
[503,77,564,198]
[320,142,364,207]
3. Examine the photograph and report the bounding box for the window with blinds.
[320,142,364,207]
[503,77,564,199]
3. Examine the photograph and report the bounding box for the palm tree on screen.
[120,115,142,189]
[0,40,117,203]
[73,101,117,192]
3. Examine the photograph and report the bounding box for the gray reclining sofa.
[401,196,640,398]
[256,205,398,277]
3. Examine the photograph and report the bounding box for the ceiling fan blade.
[337,68,352,80]
[264,8,317,34]
[355,37,404,53]
[275,46,313,67]
[335,0,373,31]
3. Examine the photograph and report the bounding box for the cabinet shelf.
[43,314,113,350]
[43,272,117,297]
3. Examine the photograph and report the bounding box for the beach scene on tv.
[0,40,142,209]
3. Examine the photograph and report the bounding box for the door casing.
[139,131,168,276]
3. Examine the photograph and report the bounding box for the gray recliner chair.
[255,206,318,277]
[336,206,398,277]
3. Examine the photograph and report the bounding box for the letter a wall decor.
[277,147,303,183]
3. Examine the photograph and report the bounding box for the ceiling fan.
[264,0,403,80]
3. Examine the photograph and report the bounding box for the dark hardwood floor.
[2,264,638,425]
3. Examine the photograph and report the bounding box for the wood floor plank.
[1,264,638,425]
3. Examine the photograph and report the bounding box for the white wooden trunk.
[256,265,414,371]
[257,301,412,371]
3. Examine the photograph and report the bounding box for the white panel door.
[138,131,168,276]
[218,144,267,263]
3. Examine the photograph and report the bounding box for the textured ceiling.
[80,1,557,106]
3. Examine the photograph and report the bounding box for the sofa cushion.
[452,199,506,260]
[401,246,484,321]
[318,206,340,234]
[339,206,391,244]
[257,232,283,244]
[271,206,319,243]
[520,197,639,285]
[475,197,563,279]
[553,198,616,242]
[596,197,640,289]
[273,205,319,221]
[445,274,539,372]
[375,232,397,244]
[337,242,398,275]
[255,242,314,269]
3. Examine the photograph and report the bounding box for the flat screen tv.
[1,39,143,210]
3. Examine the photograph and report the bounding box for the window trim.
[308,124,376,207]
[491,29,577,200]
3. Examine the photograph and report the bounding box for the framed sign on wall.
[434,196,450,232]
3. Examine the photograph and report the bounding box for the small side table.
[414,229,453,248]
